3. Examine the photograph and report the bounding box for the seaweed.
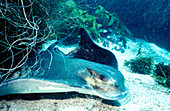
[53,2,134,39]
[124,57,170,88]
[151,75,170,88]
[92,5,134,39]
[124,57,154,74]
[153,63,170,88]
[154,63,170,78]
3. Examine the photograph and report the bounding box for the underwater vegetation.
[124,57,154,74]
[78,0,170,50]
[155,63,170,78]
[124,42,170,88]
[51,0,134,41]
[124,57,170,88]
[153,63,170,88]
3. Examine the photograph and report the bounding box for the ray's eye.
[114,83,119,88]
[99,75,105,81]
[86,67,107,81]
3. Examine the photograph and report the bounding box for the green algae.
[48,1,134,41]
[124,57,154,74]
[153,63,170,88]
[124,57,170,88]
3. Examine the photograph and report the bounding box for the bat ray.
[0,28,128,100]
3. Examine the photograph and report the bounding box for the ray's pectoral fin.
[67,28,118,69]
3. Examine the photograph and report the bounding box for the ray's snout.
[80,67,128,100]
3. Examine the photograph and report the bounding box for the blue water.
[75,0,170,51]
